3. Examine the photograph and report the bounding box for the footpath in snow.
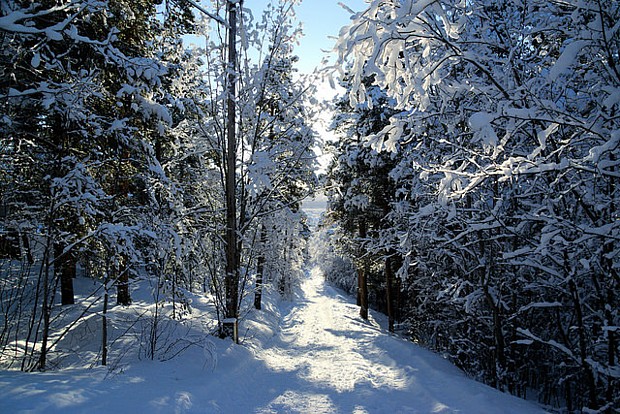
[0,266,547,413]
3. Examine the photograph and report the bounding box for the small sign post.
[222,318,238,343]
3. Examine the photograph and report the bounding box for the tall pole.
[179,0,240,342]
[223,0,239,341]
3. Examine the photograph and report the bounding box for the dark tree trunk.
[22,232,33,263]
[117,272,130,306]
[37,261,52,371]
[385,253,395,333]
[55,242,75,305]
[606,285,617,404]
[279,227,290,296]
[254,225,266,310]
[116,257,131,306]
[358,219,369,320]
[102,289,108,366]
[485,283,506,390]
[568,277,597,409]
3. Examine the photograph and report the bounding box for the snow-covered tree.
[248,51,317,308]
[334,0,619,409]
[181,0,317,335]
[0,0,199,369]
[326,75,401,325]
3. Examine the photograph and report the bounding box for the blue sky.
[248,0,367,74]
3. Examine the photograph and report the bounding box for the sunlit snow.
[1,265,547,413]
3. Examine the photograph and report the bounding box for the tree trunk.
[55,242,75,306]
[385,253,395,333]
[568,277,597,409]
[102,288,108,366]
[606,285,617,404]
[37,259,52,371]
[279,227,289,295]
[254,225,266,310]
[484,284,506,390]
[358,219,369,320]
[22,232,33,264]
[116,257,131,306]
[356,271,362,306]
[117,272,130,306]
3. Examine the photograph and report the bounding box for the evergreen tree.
[326,75,399,325]
[334,0,620,409]
[0,0,197,369]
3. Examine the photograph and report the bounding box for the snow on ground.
[0,266,548,413]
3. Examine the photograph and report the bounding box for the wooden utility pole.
[181,0,240,342]
[223,0,239,342]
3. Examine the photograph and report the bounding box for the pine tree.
[326,75,399,324]
[0,0,196,369]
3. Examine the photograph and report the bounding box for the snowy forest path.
[0,266,548,414]
[240,266,548,414]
